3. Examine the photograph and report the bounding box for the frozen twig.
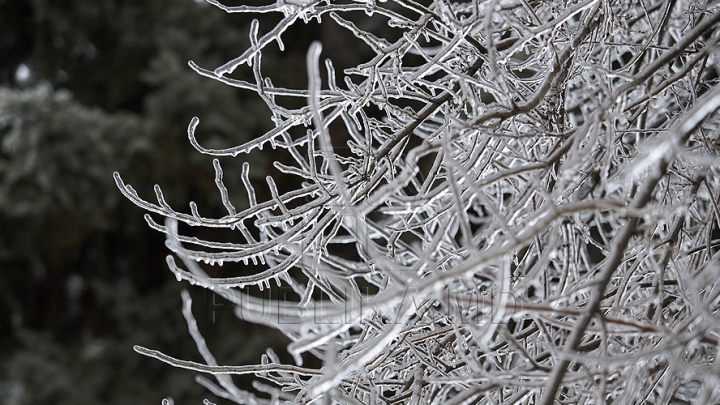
[118,0,720,403]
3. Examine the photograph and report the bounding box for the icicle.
[190,201,200,219]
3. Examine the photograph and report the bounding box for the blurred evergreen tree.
[0,0,293,403]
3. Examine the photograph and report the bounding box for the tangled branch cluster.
[116,0,720,403]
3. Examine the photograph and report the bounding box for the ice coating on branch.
[117,1,720,404]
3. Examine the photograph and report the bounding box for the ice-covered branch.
[117,0,720,403]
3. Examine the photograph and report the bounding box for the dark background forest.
[0,0,356,403]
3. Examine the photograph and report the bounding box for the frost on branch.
[116,0,720,403]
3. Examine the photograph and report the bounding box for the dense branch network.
[116,0,720,403]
